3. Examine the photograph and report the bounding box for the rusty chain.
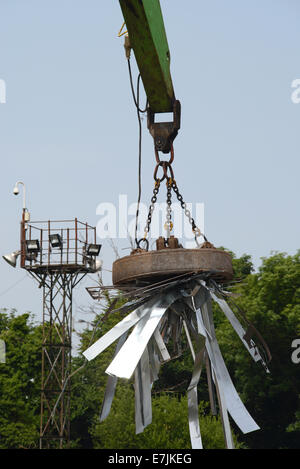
[171,179,208,245]
[164,177,173,235]
[137,145,208,250]
[136,179,161,250]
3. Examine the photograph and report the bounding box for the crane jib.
[119,0,181,152]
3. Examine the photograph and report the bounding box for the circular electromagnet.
[112,245,233,287]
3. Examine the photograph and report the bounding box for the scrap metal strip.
[199,297,235,448]
[99,331,129,422]
[183,315,206,449]
[199,294,259,435]
[134,360,145,434]
[148,338,160,382]
[205,350,217,416]
[106,291,180,379]
[140,346,152,429]
[210,291,265,366]
[83,294,164,361]
[153,327,171,362]
[134,347,152,434]
[187,292,217,416]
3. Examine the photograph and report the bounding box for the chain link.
[164,179,173,235]
[138,180,160,248]
[171,181,196,231]
[136,180,160,250]
[171,180,207,245]
[137,146,208,250]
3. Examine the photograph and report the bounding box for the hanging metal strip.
[184,316,206,449]
[188,381,203,449]
[183,319,195,361]
[153,327,171,362]
[134,346,153,434]
[205,350,217,416]
[186,295,217,416]
[200,296,260,434]
[106,291,179,379]
[83,293,164,361]
[134,361,145,434]
[199,297,235,448]
[140,346,152,430]
[200,281,269,371]
[148,339,160,382]
[210,291,265,365]
[197,308,258,434]
[99,331,128,422]
[212,367,235,449]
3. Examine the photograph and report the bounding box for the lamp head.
[49,233,63,249]
[13,185,19,195]
[86,258,102,272]
[2,250,21,268]
[86,243,102,256]
[25,239,40,253]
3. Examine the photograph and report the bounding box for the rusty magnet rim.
[112,248,234,286]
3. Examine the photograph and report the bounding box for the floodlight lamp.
[25,239,40,253]
[86,244,102,256]
[49,234,63,249]
[2,250,21,268]
[86,257,102,273]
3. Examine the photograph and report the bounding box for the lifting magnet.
[112,243,233,287]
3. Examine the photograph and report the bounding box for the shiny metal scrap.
[83,276,270,449]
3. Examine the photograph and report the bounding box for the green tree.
[0,310,42,449]
[70,295,128,448]
[90,386,244,449]
[1,250,298,449]
[215,251,300,448]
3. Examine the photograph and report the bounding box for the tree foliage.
[90,386,244,449]
[0,251,299,449]
[215,251,300,448]
[0,311,42,449]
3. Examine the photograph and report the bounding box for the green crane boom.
[119,0,181,153]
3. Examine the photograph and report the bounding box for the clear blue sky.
[0,1,299,332]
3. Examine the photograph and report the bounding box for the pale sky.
[0,1,299,341]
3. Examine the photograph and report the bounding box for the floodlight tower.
[4,186,101,449]
[22,218,101,449]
